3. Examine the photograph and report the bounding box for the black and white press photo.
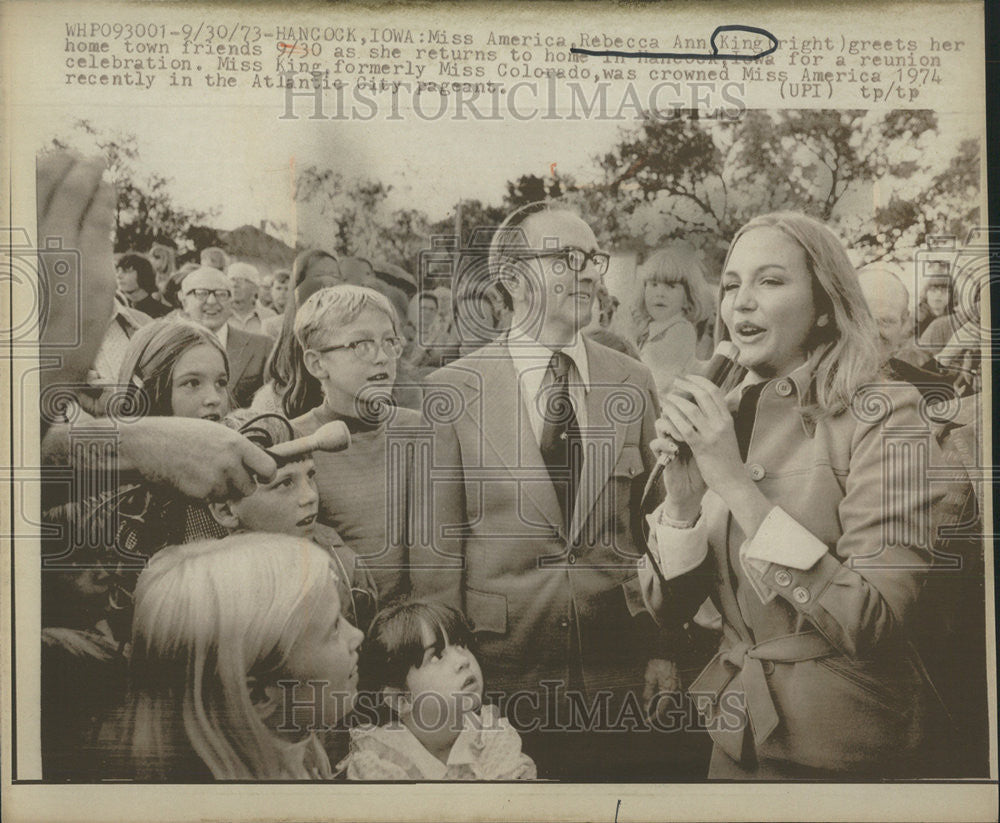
[2,1,995,821]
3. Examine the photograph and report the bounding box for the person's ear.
[247,676,282,721]
[302,348,328,381]
[208,500,241,531]
[499,256,533,298]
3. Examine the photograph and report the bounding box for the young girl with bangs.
[127,534,364,780]
[632,246,713,400]
[640,212,961,779]
[346,600,535,780]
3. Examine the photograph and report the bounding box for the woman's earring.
[816,314,830,327]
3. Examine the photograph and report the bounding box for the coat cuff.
[740,506,832,605]
[646,505,709,581]
[744,506,829,569]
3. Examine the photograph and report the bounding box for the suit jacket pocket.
[466,587,508,635]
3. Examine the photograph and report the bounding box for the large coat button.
[774,569,792,587]
[775,379,793,397]
[749,463,766,481]
[792,586,810,604]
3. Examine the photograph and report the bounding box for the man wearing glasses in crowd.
[413,204,684,781]
[180,266,273,408]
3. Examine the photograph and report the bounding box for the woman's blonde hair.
[716,212,881,419]
[128,534,339,779]
[632,247,712,346]
[294,284,399,351]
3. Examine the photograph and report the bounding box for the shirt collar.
[505,329,591,392]
[214,322,229,348]
[232,304,263,323]
[357,717,484,779]
[647,314,686,340]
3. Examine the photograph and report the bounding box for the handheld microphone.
[646,340,747,487]
[266,420,351,461]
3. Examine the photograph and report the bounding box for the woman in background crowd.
[915,267,954,338]
[252,249,342,416]
[148,240,177,308]
[116,253,172,319]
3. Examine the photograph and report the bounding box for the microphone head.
[696,339,748,388]
[307,420,352,453]
[714,340,741,362]
[267,420,351,461]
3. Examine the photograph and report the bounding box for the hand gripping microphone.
[643,340,747,495]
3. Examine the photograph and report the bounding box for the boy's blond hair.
[294,284,398,351]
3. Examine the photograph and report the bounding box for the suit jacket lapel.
[569,339,628,545]
[226,326,251,385]
[473,345,563,535]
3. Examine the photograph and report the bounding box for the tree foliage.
[54,110,978,280]
[295,166,434,268]
[588,109,976,268]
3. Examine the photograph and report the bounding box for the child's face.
[645,279,686,322]
[170,343,230,420]
[230,458,319,538]
[281,579,364,732]
[309,307,399,415]
[271,279,289,312]
[925,283,950,316]
[404,620,483,724]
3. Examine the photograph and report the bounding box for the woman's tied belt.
[688,627,836,762]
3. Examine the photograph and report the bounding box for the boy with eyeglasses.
[294,284,422,605]
[180,266,273,408]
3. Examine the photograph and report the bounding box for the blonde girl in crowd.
[632,247,713,400]
[128,534,364,779]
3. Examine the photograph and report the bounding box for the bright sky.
[46,105,628,247]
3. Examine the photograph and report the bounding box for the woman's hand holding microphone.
[651,375,748,522]
[652,373,773,543]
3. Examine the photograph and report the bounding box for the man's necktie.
[538,351,583,531]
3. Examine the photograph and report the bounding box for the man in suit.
[227,261,276,334]
[412,205,693,779]
[179,267,273,408]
